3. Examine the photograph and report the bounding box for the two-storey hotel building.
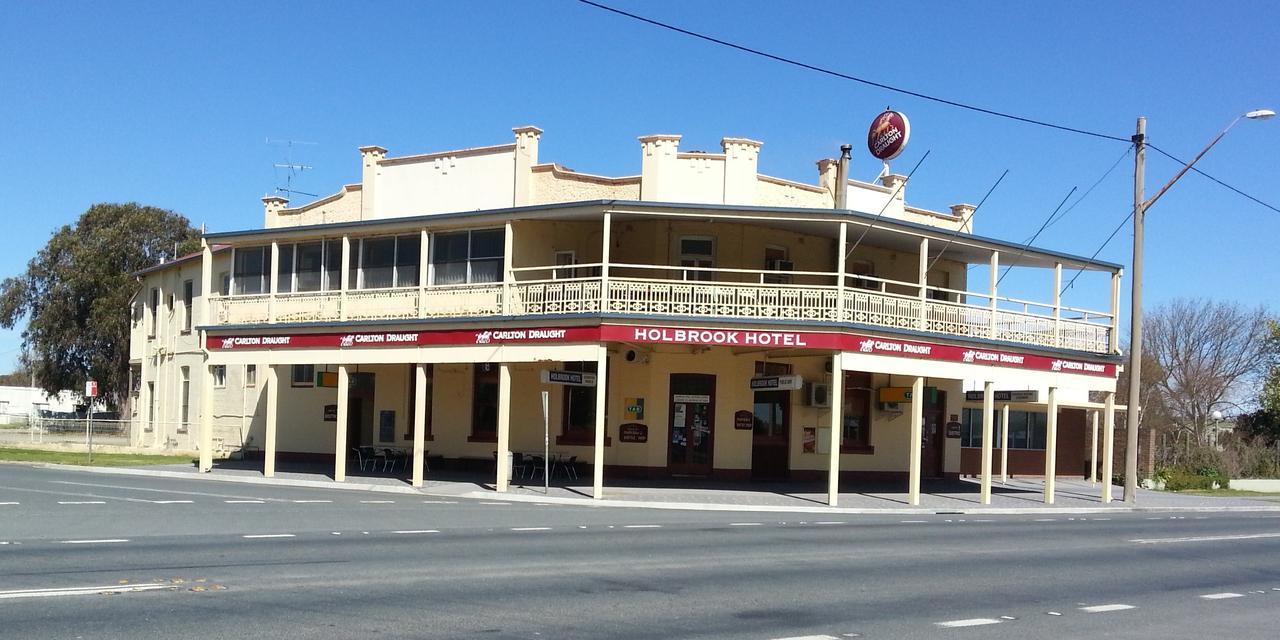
[130,126,1126,506]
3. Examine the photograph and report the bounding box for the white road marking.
[623,524,662,529]
[511,527,551,532]
[729,522,762,526]
[391,529,439,534]
[768,635,841,640]
[1046,611,1063,616]
[0,583,168,600]
[1130,533,1280,544]
[936,618,1002,628]
[973,519,996,523]
[999,615,1017,620]
[242,534,295,539]
[900,520,927,523]
[58,501,106,505]
[1034,518,1056,522]
[1080,604,1136,613]
[291,500,331,503]
[1093,518,1112,521]
[58,539,129,544]
[225,500,264,504]
[1200,592,1244,600]
[48,481,273,503]
[0,502,18,505]
[421,500,457,504]
[480,502,511,506]
[359,500,395,504]
[151,500,194,504]
[815,521,846,525]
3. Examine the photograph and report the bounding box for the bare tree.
[1144,298,1273,443]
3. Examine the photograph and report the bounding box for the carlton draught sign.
[867,110,911,161]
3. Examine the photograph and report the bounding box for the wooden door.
[751,390,790,480]
[667,374,715,476]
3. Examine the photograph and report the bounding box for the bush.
[1158,466,1225,491]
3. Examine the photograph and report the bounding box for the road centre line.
[225,500,264,504]
[242,534,296,539]
[1,485,154,503]
[391,530,439,534]
[151,500,194,504]
[359,500,396,504]
[0,502,19,505]
[814,521,845,525]
[729,522,762,526]
[1079,604,1136,613]
[623,524,662,529]
[58,539,129,544]
[480,502,511,506]
[0,583,168,600]
[421,500,457,504]
[58,501,106,505]
[768,635,842,640]
[291,500,331,503]
[1201,592,1245,600]
[936,618,1002,628]
[511,527,552,531]
[1130,533,1280,544]
[900,520,928,523]
[47,480,278,503]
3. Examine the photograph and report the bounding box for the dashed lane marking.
[1200,593,1244,600]
[291,500,332,504]
[729,522,762,526]
[480,502,511,506]
[242,534,296,539]
[623,524,662,529]
[1130,533,1280,544]
[511,527,552,532]
[391,530,440,534]
[0,583,168,600]
[768,635,841,639]
[421,500,458,504]
[0,502,19,505]
[1079,604,1136,613]
[936,618,1002,628]
[58,539,129,544]
[815,521,846,525]
[1033,518,1056,522]
[900,520,928,523]
[151,500,194,504]
[57,501,106,505]
[359,500,396,504]
[224,500,264,504]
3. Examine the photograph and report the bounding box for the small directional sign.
[540,370,597,386]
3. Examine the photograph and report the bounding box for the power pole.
[1125,117,1146,503]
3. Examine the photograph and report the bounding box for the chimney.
[638,134,681,201]
[262,195,289,225]
[950,203,977,232]
[358,145,388,219]
[816,158,839,204]
[512,126,543,206]
[720,137,762,205]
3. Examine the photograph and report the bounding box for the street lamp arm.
[1142,116,1240,211]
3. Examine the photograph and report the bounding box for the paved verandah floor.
[133,459,1280,511]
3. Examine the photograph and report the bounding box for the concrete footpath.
[36,461,1280,515]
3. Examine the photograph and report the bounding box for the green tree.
[0,203,200,406]
[1240,320,1280,443]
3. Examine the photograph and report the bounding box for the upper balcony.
[200,202,1122,356]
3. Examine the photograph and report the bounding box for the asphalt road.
[2,464,1280,639]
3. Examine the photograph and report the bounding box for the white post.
[1090,410,1100,484]
[542,390,550,495]
[600,212,612,313]
[989,251,999,339]
[592,346,609,500]
[1044,386,1058,504]
[502,222,514,315]
[1109,270,1122,353]
[827,357,844,506]
[1102,392,1116,502]
[412,363,427,487]
[1052,262,1062,348]
[264,365,278,477]
[917,238,929,330]
[340,236,351,320]
[1000,403,1010,483]
[201,240,213,325]
[199,361,214,472]
[268,241,280,323]
[496,363,511,493]
[835,222,847,322]
[908,376,924,506]
[418,229,429,318]
[980,381,994,504]
[335,365,348,482]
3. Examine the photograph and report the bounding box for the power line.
[576,0,1130,143]
[1147,144,1280,214]
[995,187,1075,286]
[927,169,1008,272]
[846,151,931,258]
[1061,205,1135,295]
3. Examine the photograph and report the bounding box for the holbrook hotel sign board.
[207,323,1117,378]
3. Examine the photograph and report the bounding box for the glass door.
[668,374,715,475]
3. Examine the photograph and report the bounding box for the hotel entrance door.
[668,374,715,476]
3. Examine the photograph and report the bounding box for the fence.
[0,412,137,449]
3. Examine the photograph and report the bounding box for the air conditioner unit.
[769,259,794,272]
[808,383,830,408]
[879,401,903,413]
[623,349,649,364]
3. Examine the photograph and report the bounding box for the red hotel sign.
[207,323,1116,378]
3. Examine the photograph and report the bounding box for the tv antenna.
[267,138,319,199]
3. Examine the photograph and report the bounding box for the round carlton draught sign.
[867,110,911,161]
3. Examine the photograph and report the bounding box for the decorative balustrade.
[208,275,1113,354]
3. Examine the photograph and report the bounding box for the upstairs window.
[679,236,715,281]
[181,280,194,332]
[232,246,268,295]
[432,229,504,285]
[763,245,790,284]
[276,244,295,292]
[355,235,421,289]
[148,288,159,338]
[848,260,878,291]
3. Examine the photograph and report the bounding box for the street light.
[1124,109,1274,503]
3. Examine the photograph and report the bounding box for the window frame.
[961,408,1049,451]
[430,228,505,286]
[291,364,315,388]
[179,366,191,433]
[181,280,194,333]
[211,365,227,389]
[841,370,874,453]
[678,235,716,281]
[557,361,603,446]
[245,364,257,388]
[468,363,499,442]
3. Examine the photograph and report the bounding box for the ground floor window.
[245,364,256,387]
[961,408,1048,450]
[559,361,599,445]
[179,367,190,433]
[291,364,315,387]
[471,363,499,441]
[212,365,227,388]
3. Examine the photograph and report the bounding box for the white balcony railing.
[207,269,1115,354]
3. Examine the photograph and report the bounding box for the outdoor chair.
[558,455,579,480]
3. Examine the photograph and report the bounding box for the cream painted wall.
[375,151,517,218]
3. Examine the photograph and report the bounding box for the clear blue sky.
[1,1,1276,371]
